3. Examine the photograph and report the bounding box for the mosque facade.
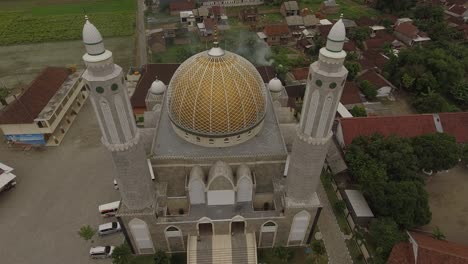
[81,16,348,262]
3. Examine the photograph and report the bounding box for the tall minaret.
[81,16,155,210]
[286,18,348,203]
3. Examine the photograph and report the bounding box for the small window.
[111,83,119,91]
[196,137,201,142]
[315,80,322,87]
[329,82,337,89]
[209,139,214,144]
[37,122,43,128]
[96,86,104,94]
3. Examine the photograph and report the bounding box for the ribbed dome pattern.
[167,49,267,137]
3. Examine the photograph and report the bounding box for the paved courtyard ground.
[422,166,468,245]
[0,101,123,264]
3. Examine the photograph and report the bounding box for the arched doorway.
[198,217,214,236]
[288,210,311,246]
[259,221,277,248]
[230,215,246,235]
[129,218,155,254]
[165,226,184,252]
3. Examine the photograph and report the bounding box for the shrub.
[349,105,367,117]
[359,80,378,100]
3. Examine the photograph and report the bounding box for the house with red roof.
[357,70,395,98]
[169,0,196,15]
[0,67,88,146]
[388,231,468,264]
[335,112,468,148]
[261,24,291,45]
[393,19,431,46]
[445,4,468,21]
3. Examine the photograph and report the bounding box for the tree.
[273,247,294,263]
[432,226,446,240]
[411,93,459,114]
[359,80,377,101]
[375,0,415,14]
[346,51,359,61]
[154,250,170,264]
[349,105,367,117]
[450,80,468,104]
[344,61,361,81]
[383,181,432,228]
[369,218,407,263]
[460,144,468,164]
[349,27,371,48]
[311,240,325,255]
[78,225,96,242]
[412,133,460,172]
[111,244,133,264]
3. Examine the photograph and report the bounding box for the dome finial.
[340,13,343,19]
[82,16,105,56]
[84,15,88,21]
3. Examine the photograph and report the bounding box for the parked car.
[0,162,16,193]
[89,246,115,259]
[98,221,121,236]
[98,201,120,217]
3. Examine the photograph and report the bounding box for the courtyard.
[422,165,468,245]
[0,101,122,264]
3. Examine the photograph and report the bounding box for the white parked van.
[98,222,121,236]
[98,201,120,217]
[89,246,115,259]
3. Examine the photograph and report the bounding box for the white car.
[89,246,115,259]
[98,222,121,236]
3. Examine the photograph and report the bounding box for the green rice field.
[0,0,136,45]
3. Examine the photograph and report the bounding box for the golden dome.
[167,47,267,137]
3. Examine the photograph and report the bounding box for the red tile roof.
[388,231,468,264]
[359,50,389,70]
[394,22,419,38]
[291,67,309,80]
[169,0,196,11]
[341,81,362,105]
[339,114,437,146]
[438,112,468,143]
[0,67,70,125]
[448,4,467,16]
[355,16,377,27]
[365,32,395,50]
[388,242,414,264]
[343,40,357,51]
[210,6,223,15]
[358,70,392,88]
[131,64,181,109]
[339,112,468,146]
[264,24,290,36]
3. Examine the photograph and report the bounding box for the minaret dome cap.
[82,16,106,56]
[150,78,166,95]
[327,18,346,42]
[268,77,284,93]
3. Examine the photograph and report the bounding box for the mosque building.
[81,15,348,263]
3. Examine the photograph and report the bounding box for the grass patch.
[321,171,352,235]
[0,0,136,45]
[299,0,380,19]
[259,13,284,23]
